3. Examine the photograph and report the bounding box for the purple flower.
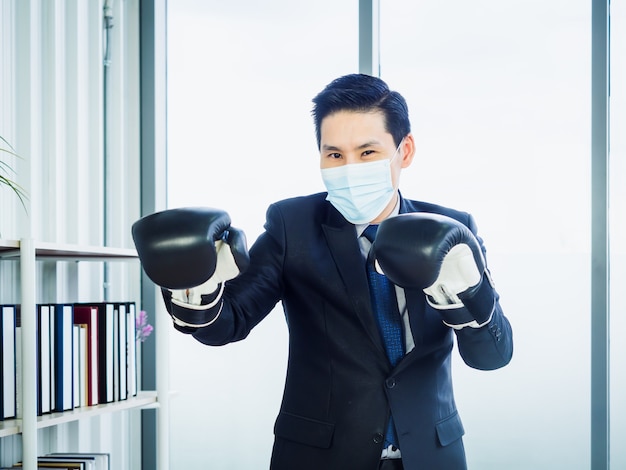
[136,310,153,342]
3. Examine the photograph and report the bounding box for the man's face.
[319,109,414,191]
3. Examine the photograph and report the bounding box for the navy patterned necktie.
[363,225,405,366]
[363,224,404,449]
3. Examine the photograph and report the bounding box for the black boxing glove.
[372,212,496,329]
[132,207,249,329]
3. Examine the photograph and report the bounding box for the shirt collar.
[355,195,401,238]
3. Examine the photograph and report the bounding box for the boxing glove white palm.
[171,231,247,308]
[422,243,482,307]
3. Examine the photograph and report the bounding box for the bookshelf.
[0,239,161,470]
[0,392,157,438]
[1,0,168,466]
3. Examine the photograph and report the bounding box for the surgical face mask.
[321,140,403,224]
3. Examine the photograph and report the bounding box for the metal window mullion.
[139,1,169,469]
[359,0,380,76]
[591,0,610,468]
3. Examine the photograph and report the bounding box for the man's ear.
[400,133,416,168]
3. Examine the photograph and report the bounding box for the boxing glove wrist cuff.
[425,295,463,310]
[458,272,496,325]
[162,286,224,330]
[170,299,224,328]
[442,310,494,330]
[432,302,492,330]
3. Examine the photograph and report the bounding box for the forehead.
[320,110,391,147]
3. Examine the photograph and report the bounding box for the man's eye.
[328,153,342,159]
[362,150,375,157]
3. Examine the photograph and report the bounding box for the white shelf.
[0,240,19,251]
[0,419,20,439]
[0,391,157,438]
[0,240,138,261]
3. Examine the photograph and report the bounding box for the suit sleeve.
[452,213,513,370]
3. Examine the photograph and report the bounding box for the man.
[132,74,513,470]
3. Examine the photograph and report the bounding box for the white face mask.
[321,141,402,224]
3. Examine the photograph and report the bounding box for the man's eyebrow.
[321,144,341,152]
[357,140,383,149]
[321,140,384,152]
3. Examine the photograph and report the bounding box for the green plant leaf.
[0,135,29,212]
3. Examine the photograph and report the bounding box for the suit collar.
[321,201,387,355]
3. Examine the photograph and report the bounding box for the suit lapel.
[321,207,386,354]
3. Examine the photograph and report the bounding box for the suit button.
[386,378,396,389]
[373,433,384,444]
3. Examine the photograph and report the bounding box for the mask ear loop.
[390,137,405,164]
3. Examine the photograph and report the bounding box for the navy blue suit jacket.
[186,192,513,470]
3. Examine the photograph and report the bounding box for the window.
[167,2,357,467]
[381,1,591,468]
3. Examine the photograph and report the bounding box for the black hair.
[311,74,411,149]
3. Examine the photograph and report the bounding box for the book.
[112,305,119,403]
[37,305,52,415]
[81,325,88,407]
[114,303,128,401]
[72,324,88,408]
[72,305,99,406]
[35,457,89,470]
[15,305,22,418]
[13,457,84,468]
[49,305,56,412]
[1,305,17,419]
[76,303,115,404]
[27,459,85,469]
[52,304,74,412]
[126,302,138,397]
[46,453,109,470]
[13,466,74,470]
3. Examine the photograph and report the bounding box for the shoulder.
[263,192,330,231]
[400,196,477,232]
[270,192,328,212]
[401,197,469,221]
